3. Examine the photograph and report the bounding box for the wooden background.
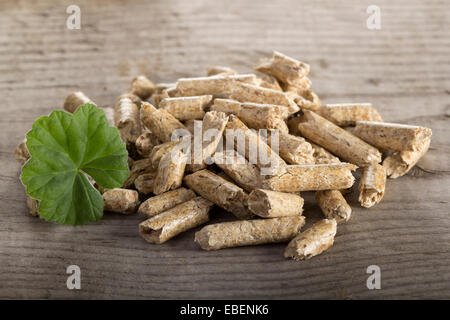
[1,0,449,299]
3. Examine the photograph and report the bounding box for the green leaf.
[20,104,129,225]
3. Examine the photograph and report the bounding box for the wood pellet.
[16,51,433,262]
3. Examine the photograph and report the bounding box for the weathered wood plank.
[0,0,449,299]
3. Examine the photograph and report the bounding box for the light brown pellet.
[139,197,213,244]
[135,131,161,157]
[26,195,39,217]
[114,97,142,145]
[263,131,315,165]
[134,172,156,194]
[63,91,96,113]
[213,149,263,192]
[262,163,357,192]
[290,110,382,167]
[183,119,201,135]
[256,51,310,87]
[148,141,181,170]
[225,115,286,176]
[195,215,306,250]
[382,138,430,179]
[230,82,299,114]
[175,74,259,98]
[211,99,289,130]
[317,103,383,126]
[103,188,140,214]
[159,95,213,121]
[184,169,253,220]
[309,142,341,164]
[119,93,142,108]
[248,189,304,218]
[358,164,387,208]
[353,121,432,152]
[315,190,351,223]
[153,89,170,107]
[129,75,155,99]
[284,219,337,260]
[122,158,153,188]
[257,74,283,91]
[153,146,187,195]
[138,187,196,217]
[140,102,187,142]
[14,139,30,165]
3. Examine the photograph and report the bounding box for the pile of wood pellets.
[14,51,432,260]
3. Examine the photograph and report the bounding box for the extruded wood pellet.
[138,187,196,217]
[139,196,213,244]
[257,74,283,91]
[248,189,304,218]
[175,74,259,98]
[317,103,383,126]
[308,142,341,164]
[103,188,140,214]
[153,146,187,195]
[262,131,315,165]
[194,215,306,250]
[114,97,142,145]
[128,75,155,99]
[152,89,170,107]
[225,115,286,176]
[183,119,201,135]
[26,195,39,217]
[353,121,432,152]
[290,110,382,167]
[315,190,351,223]
[358,164,387,208]
[140,102,187,142]
[256,51,310,87]
[230,82,299,114]
[148,140,180,170]
[207,66,237,77]
[135,131,161,157]
[134,172,156,194]
[184,169,253,220]
[211,99,289,130]
[287,88,320,111]
[382,138,430,179]
[262,163,357,192]
[119,92,142,108]
[63,91,96,113]
[122,158,153,188]
[14,139,30,165]
[282,78,312,91]
[284,219,337,260]
[159,95,213,121]
[213,149,263,192]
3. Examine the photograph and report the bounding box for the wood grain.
[0,0,449,299]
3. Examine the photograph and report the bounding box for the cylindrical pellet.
[225,115,286,176]
[14,139,30,165]
[138,188,196,217]
[358,164,387,208]
[263,131,315,165]
[159,95,213,121]
[284,219,337,260]
[122,158,153,188]
[213,149,263,192]
[175,74,259,98]
[309,142,341,164]
[129,75,155,99]
[135,131,161,157]
[382,138,431,179]
[140,102,187,142]
[317,103,383,126]
[315,190,351,223]
[256,51,310,87]
[195,215,306,250]
[290,110,382,167]
[134,172,156,194]
[114,97,142,145]
[63,91,96,113]
[153,147,187,195]
[149,141,180,170]
[184,169,253,220]
[353,121,432,152]
[262,163,357,192]
[248,189,304,218]
[139,197,213,244]
[26,195,39,217]
[103,188,140,214]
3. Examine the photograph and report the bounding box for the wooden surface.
[1,0,449,299]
